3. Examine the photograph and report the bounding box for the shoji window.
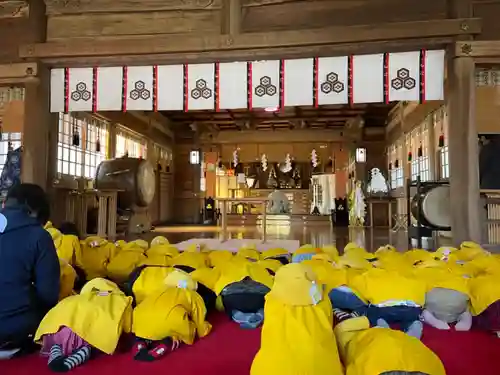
[115,127,147,159]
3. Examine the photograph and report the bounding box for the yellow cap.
[237,247,260,261]
[295,244,321,255]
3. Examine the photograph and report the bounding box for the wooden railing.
[481,190,500,245]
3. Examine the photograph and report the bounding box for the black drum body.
[411,184,451,230]
[95,157,156,210]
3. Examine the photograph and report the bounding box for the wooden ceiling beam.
[20,18,480,61]
[199,129,358,144]
[0,1,29,19]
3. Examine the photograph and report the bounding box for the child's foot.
[406,320,424,340]
[48,345,67,373]
[333,308,357,324]
[136,339,180,362]
[376,318,390,329]
[422,309,450,330]
[132,340,149,360]
[455,311,472,331]
[50,346,92,372]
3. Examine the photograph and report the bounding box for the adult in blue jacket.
[0,183,60,356]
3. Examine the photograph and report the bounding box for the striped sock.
[333,308,356,324]
[48,344,63,364]
[61,346,91,371]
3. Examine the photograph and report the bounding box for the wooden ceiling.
[162,103,396,132]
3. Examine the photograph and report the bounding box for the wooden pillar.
[21,64,56,191]
[447,54,481,244]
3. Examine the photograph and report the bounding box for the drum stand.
[406,177,450,250]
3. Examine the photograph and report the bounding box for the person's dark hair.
[5,183,50,225]
[58,221,81,238]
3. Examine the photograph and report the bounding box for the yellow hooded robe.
[47,227,83,268]
[251,263,343,375]
[59,260,77,300]
[334,316,445,375]
[80,237,117,280]
[133,269,212,344]
[107,241,148,282]
[469,273,500,315]
[35,278,133,355]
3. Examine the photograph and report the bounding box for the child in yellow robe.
[469,273,500,336]
[80,237,117,280]
[106,240,148,283]
[132,269,212,361]
[333,310,445,375]
[251,263,343,375]
[34,278,133,372]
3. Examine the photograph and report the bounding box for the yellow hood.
[267,263,322,306]
[321,245,339,260]
[80,278,122,295]
[295,244,320,255]
[47,227,63,249]
[262,248,289,260]
[237,247,261,261]
[208,250,234,268]
[164,269,198,291]
[151,236,169,247]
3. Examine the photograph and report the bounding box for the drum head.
[137,161,156,206]
[421,186,451,229]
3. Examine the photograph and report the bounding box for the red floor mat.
[0,313,498,375]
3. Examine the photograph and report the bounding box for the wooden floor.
[134,224,411,252]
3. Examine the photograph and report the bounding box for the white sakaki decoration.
[282,153,292,173]
[261,154,268,172]
[311,149,319,168]
[49,50,445,113]
[233,149,239,168]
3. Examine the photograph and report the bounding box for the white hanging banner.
[48,49,446,112]
[50,68,65,113]
[67,68,94,112]
[317,56,349,105]
[125,66,154,111]
[251,60,280,109]
[284,58,313,107]
[187,63,215,111]
[353,54,384,104]
[96,67,123,111]
[218,61,248,110]
[157,64,184,111]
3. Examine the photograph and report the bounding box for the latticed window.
[433,106,449,180]
[388,142,404,189]
[115,127,147,159]
[409,120,431,182]
[0,87,24,110]
[0,132,22,176]
[57,113,109,178]
[153,143,172,171]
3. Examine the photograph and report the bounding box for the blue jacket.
[0,207,60,341]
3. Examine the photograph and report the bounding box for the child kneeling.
[35,279,133,373]
[132,269,212,361]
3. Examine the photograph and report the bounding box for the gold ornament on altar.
[349,180,366,227]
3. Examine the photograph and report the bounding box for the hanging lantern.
[395,159,399,168]
[389,162,392,170]
[438,134,445,148]
[417,143,423,158]
[96,136,101,153]
[72,125,80,147]
[408,151,412,162]
[327,157,333,168]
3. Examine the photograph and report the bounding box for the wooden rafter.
[19,18,480,61]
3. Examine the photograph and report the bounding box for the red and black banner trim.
[121,66,128,112]
[383,53,390,104]
[92,67,98,113]
[347,55,354,106]
[215,62,220,112]
[63,67,70,113]
[279,59,285,111]
[152,65,158,112]
[419,49,426,103]
[313,57,319,108]
[183,64,188,112]
[247,61,253,110]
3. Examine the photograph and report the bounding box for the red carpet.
[1,313,499,375]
